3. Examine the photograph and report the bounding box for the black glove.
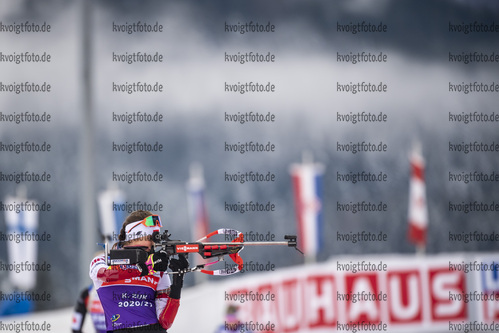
[169,254,189,299]
[137,251,169,276]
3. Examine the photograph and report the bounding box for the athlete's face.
[125,239,154,252]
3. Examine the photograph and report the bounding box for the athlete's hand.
[138,251,169,275]
[169,255,189,299]
[169,254,189,276]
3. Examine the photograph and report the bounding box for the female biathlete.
[89,210,188,333]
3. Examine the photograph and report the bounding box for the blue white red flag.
[4,195,39,290]
[98,188,126,242]
[290,160,324,260]
[187,164,210,242]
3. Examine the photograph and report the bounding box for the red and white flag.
[407,147,428,247]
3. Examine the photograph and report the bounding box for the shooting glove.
[168,254,189,299]
[137,251,169,276]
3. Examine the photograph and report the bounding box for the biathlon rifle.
[106,228,302,276]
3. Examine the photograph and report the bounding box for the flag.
[290,160,324,261]
[407,148,428,247]
[98,188,126,242]
[186,164,210,242]
[4,195,39,290]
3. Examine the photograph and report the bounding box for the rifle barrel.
[201,241,290,246]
